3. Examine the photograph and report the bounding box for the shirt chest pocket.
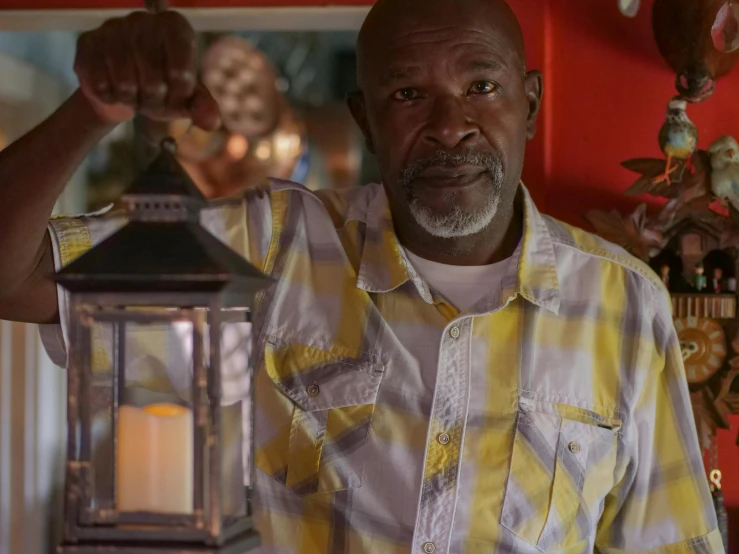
[255,337,385,496]
[501,398,621,552]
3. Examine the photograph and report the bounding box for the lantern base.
[58,529,260,554]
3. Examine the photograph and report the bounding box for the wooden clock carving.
[674,317,728,385]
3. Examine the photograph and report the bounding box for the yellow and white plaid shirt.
[42,181,723,554]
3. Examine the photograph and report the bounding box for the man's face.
[351,3,540,239]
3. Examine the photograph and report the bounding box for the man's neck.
[395,196,523,266]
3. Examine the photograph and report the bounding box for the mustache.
[398,149,503,190]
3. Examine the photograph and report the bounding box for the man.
[0,0,723,553]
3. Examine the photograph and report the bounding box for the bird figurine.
[708,135,739,212]
[653,96,698,185]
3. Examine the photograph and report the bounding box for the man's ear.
[347,90,375,154]
[523,70,543,140]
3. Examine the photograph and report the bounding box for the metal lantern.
[56,138,271,553]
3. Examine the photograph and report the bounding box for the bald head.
[356,0,526,90]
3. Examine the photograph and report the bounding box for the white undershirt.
[404,249,511,311]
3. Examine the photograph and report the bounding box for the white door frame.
[0,6,370,31]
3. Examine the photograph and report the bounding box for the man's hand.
[74,11,221,131]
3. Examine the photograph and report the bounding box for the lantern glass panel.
[114,319,196,517]
[220,401,248,519]
[215,317,254,521]
[85,317,115,512]
[74,303,256,531]
[79,308,199,519]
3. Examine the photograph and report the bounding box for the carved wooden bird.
[653,0,739,102]
[653,97,698,185]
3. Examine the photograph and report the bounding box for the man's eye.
[468,81,498,94]
[393,88,419,101]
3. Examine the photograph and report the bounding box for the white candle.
[116,403,194,514]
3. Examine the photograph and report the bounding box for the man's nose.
[423,96,480,149]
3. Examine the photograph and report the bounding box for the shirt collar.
[356,183,560,314]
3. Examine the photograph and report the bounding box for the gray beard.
[399,150,504,239]
[409,191,500,238]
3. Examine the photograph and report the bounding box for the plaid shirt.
[42,181,723,554]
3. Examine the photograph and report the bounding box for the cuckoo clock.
[586,124,739,549]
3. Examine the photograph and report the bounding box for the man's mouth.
[414,165,487,189]
[398,149,503,195]
[418,164,486,179]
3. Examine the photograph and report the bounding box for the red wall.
[1,0,738,538]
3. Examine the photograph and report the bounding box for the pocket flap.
[264,337,384,411]
[518,394,623,434]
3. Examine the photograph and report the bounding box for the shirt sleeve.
[38,192,273,380]
[594,289,725,554]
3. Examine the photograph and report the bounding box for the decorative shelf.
[671,294,737,319]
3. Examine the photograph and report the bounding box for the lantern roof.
[125,137,206,201]
[55,138,272,296]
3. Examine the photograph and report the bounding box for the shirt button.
[422,542,436,554]
[438,433,450,445]
[449,326,460,339]
[568,441,581,454]
[307,384,320,397]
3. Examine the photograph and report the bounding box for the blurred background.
[0,29,379,211]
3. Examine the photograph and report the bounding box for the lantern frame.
[56,139,270,553]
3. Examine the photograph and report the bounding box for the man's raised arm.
[0,10,219,324]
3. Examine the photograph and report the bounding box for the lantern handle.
[144,0,168,13]
[140,0,198,156]
[161,136,178,155]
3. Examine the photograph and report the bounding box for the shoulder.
[265,179,383,229]
[543,215,667,312]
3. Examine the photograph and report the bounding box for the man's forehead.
[370,30,520,80]
[357,0,525,84]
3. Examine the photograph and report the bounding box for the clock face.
[674,317,727,385]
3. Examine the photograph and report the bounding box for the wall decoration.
[653,0,739,102]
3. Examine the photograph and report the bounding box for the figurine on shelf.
[693,263,708,291]
[660,264,671,290]
[712,267,724,293]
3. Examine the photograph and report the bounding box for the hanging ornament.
[708,437,729,551]
[712,0,739,53]
[618,0,640,17]
[710,471,729,550]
